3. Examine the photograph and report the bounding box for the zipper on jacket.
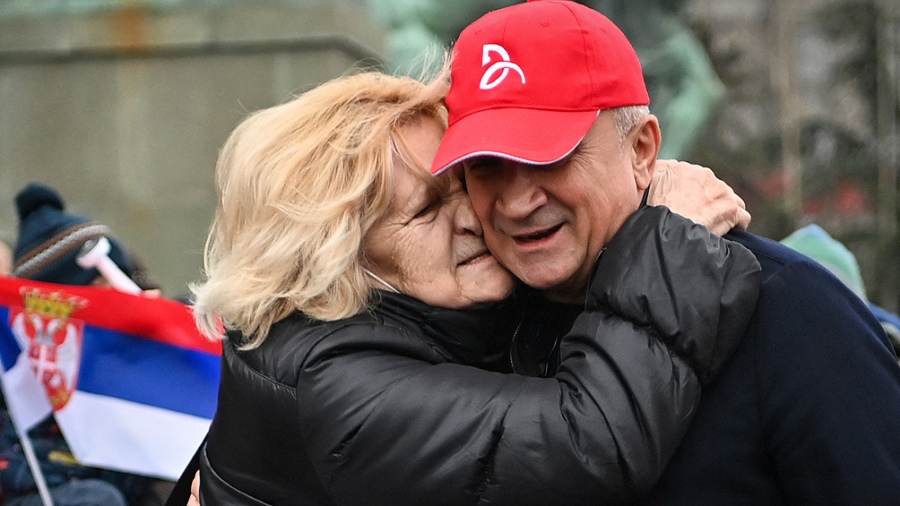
[508,318,526,374]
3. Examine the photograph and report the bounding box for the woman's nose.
[453,194,484,236]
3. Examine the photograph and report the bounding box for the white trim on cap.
[433,110,600,176]
[432,137,585,176]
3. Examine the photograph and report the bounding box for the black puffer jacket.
[199,207,760,506]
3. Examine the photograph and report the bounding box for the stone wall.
[0,0,385,296]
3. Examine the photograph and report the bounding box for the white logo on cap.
[479,44,526,90]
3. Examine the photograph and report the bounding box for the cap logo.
[479,44,526,90]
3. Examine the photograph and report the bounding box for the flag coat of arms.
[0,275,221,480]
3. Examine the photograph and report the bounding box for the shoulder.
[233,309,448,384]
[725,230,868,310]
[726,229,898,382]
[725,229,813,280]
[726,230,867,310]
[725,230,899,396]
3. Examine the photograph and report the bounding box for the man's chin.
[516,274,563,296]
[509,268,583,304]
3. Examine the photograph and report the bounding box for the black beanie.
[13,183,134,286]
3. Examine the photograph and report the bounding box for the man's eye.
[464,158,499,173]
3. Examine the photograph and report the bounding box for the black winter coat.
[198,207,760,506]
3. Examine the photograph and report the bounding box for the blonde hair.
[192,70,449,348]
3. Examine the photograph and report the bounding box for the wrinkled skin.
[649,159,750,235]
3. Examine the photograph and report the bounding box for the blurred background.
[0,0,897,311]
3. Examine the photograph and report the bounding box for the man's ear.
[629,115,661,191]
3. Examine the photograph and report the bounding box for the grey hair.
[612,105,651,142]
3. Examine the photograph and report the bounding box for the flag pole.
[0,376,56,506]
[14,422,56,506]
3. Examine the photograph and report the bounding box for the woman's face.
[364,116,517,309]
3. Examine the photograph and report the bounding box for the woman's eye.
[413,201,439,219]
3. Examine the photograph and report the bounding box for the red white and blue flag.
[0,275,221,480]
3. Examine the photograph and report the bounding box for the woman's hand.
[187,471,200,506]
[648,160,751,235]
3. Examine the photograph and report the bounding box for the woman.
[188,71,759,505]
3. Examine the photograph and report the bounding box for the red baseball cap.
[430,0,649,175]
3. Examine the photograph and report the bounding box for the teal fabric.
[780,224,868,301]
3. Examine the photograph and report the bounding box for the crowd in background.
[0,183,173,505]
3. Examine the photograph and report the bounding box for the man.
[431,1,900,504]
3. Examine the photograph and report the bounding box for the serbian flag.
[0,275,221,480]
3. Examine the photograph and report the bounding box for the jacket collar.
[372,290,517,370]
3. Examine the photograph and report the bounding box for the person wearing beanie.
[2,183,159,506]
[434,1,900,504]
[12,182,134,287]
[0,238,11,276]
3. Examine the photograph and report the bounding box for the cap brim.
[431,108,599,175]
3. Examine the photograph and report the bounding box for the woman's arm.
[297,207,760,506]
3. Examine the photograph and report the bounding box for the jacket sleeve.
[590,205,761,384]
[296,206,761,506]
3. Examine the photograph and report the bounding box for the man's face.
[463,112,651,303]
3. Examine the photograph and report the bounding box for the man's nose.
[495,164,545,219]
